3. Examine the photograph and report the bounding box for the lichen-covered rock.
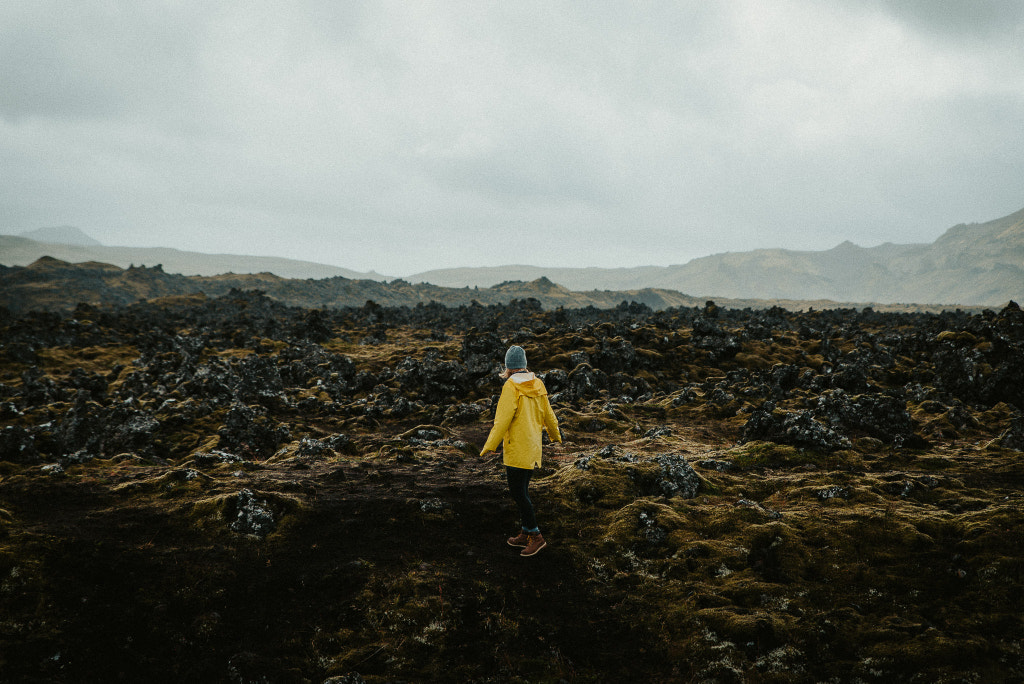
[19,366,63,404]
[229,489,276,538]
[40,462,65,475]
[565,363,605,402]
[539,368,568,395]
[814,389,917,446]
[459,328,504,361]
[325,433,351,452]
[741,403,852,452]
[647,454,701,499]
[442,402,486,425]
[297,437,332,458]
[637,511,667,546]
[817,485,850,500]
[234,354,285,404]
[107,410,160,455]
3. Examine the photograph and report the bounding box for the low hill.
[409,207,1024,306]
[0,234,389,282]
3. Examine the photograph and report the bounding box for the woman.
[480,345,562,557]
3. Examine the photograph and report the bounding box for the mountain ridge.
[408,207,1024,306]
[0,256,990,315]
[4,206,1022,305]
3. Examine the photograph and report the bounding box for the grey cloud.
[2,2,1023,276]
[0,3,210,123]
[869,0,1024,40]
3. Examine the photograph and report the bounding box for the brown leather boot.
[507,531,529,547]
[520,532,546,557]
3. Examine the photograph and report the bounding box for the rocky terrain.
[1,291,1023,682]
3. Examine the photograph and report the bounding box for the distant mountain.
[18,226,102,246]
[7,207,1020,306]
[409,207,1024,306]
[0,235,388,282]
[1,258,952,315]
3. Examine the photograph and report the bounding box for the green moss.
[603,499,690,551]
[730,441,835,469]
[550,459,640,509]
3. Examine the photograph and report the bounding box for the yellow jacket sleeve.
[541,394,561,443]
[480,381,517,455]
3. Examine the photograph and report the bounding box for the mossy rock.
[696,606,792,650]
[603,499,691,555]
[551,459,641,508]
[189,489,305,539]
[936,330,977,344]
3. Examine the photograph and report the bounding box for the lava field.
[1,291,1023,682]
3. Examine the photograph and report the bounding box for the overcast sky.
[2,1,1023,276]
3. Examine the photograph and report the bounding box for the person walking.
[480,345,562,557]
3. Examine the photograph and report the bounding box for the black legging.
[506,466,538,533]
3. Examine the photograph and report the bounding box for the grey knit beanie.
[504,345,527,369]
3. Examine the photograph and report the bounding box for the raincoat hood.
[510,373,547,398]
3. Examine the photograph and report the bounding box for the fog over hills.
[3,206,1022,306]
[0,233,389,282]
[17,226,101,246]
[409,207,1024,306]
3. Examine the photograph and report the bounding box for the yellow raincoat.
[480,373,561,469]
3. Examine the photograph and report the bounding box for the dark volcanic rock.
[814,389,918,446]
[628,453,701,499]
[0,425,38,463]
[49,398,163,460]
[218,403,290,459]
[229,489,276,538]
[396,350,470,403]
[565,363,606,402]
[740,402,852,452]
[591,337,640,374]
[652,454,701,498]
[234,354,285,404]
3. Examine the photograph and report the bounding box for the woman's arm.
[480,381,517,454]
[541,394,562,443]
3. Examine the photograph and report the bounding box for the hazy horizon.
[3,2,1023,275]
[2,212,994,280]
